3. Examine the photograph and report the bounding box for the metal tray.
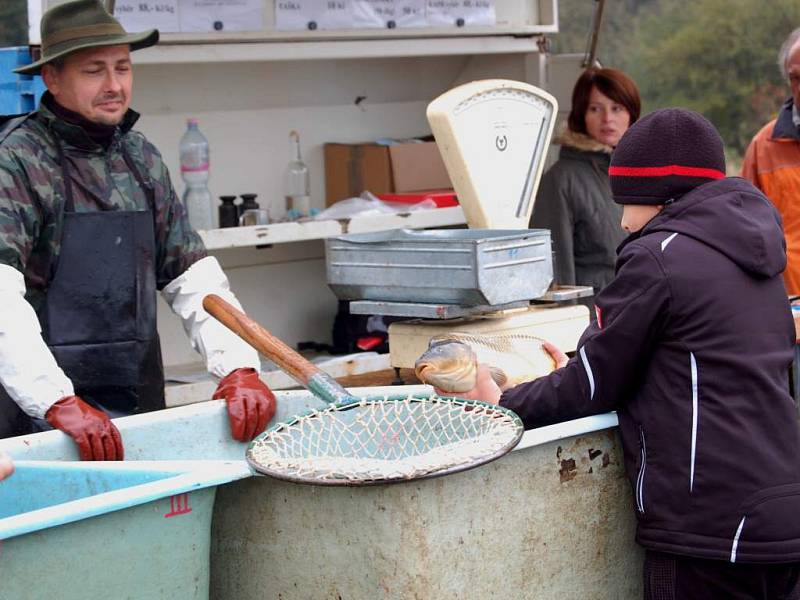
[325,228,552,306]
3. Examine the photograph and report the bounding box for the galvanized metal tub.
[209,412,642,600]
[326,229,553,306]
[0,390,641,600]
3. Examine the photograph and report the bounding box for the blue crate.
[0,46,46,114]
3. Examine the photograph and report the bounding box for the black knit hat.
[609,108,726,205]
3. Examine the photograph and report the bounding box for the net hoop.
[245,393,524,486]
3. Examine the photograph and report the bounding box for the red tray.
[375,190,458,208]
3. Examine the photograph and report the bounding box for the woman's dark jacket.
[530,129,625,292]
[504,177,800,564]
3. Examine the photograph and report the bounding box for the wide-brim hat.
[15,0,158,75]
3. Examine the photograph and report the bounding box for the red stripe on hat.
[609,165,725,179]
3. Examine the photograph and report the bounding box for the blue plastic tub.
[0,395,325,599]
[0,459,250,599]
[0,46,46,114]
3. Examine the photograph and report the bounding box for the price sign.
[351,0,386,29]
[395,0,426,27]
[318,0,354,30]
[276,0,352,31]
[274,0,308,30]
[350,0,423,29]
[179,0,264,32]
[426,0,495,27]
[115,0,180,33]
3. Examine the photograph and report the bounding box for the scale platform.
[349,286,593,320]
[349,300,530,320]
[388,304,591,370]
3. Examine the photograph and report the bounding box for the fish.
[414,332,557,393]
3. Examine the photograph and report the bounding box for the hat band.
[43,23,126,53]
[609,165,725,179]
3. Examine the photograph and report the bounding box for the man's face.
[43,45,133,126]
[788,40,800,109]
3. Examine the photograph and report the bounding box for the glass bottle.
[285,130,310,220]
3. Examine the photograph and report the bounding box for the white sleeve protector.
[0,264,74,418]
[162,256,260,380]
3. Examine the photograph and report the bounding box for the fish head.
[414,339,478,393]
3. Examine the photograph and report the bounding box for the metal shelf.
[133,35,544,64]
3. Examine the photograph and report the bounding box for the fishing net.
[246,394,523,485]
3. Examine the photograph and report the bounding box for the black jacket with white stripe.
[501,176,800,563]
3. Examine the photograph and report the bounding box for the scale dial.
[427,80,558,229]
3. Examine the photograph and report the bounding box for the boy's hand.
[543,341,569,369]
[434,363,502,405]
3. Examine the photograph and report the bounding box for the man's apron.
[0,127,165,437]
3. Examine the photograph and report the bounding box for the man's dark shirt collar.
[39,91,140,150]
[771,97,800,142]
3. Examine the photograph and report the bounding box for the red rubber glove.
[45,395,124,461]
[213,368,276,442]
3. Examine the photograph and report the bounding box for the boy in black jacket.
[455,109,800,599]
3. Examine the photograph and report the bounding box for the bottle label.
[181,163,210,173]
[287,194,311,215]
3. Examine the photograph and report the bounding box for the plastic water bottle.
[285,130,310,220]
[179,118,214,230]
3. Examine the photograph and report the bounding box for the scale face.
[427,80,558,230]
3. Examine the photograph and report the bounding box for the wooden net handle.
[203,294,320,387]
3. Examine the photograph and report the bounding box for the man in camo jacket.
[0,0,276,460]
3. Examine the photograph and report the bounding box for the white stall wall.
[134,53,540,369]
[132,56,471,219]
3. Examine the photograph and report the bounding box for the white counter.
[197,205,466,250]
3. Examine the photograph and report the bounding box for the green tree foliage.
[557,0,800,160]
[0,0,27,48]
[628,0,800,157]
[552,0,655,69]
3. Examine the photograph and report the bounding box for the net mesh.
[247,394,523,484]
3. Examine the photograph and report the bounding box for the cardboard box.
[388,142,451,193]
[324,141,451,206]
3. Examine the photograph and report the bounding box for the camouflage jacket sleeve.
[130,132,207,290]
[0,138,55,286]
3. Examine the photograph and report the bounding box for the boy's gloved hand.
[213,368,276,442]
[45,395,124,461]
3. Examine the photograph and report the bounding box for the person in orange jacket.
[742,27,800,294]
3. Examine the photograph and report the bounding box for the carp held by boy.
[414,332,556,394]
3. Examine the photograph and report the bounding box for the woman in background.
[531,68,641,295]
